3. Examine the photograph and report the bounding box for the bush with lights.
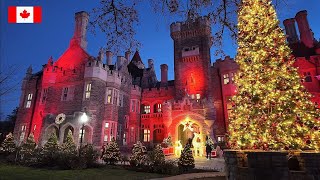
[103,137,121,165]
[228,0,320,151]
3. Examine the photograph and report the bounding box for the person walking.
[205,136,212,160]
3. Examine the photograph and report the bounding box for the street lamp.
[79,112,88,147]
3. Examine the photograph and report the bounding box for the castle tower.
[170,17,212,99]
[70,11,89,50]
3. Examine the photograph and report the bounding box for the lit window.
[26,93,33,108]
[196,94,201,100]
[143,129,150,142]
[33,125,36,131]
[105,122,109,128]
[79,129,85,141]
[104,135,108,142]
[110,123,116,141]
[303,72,312,82]
[107,89,113,104]
[41,89,48,104]
[230,72,235,83]
[226,96,233,119]
[154,103,162,113]
[217,136,224,142]
[143,105,150,114]
[223,74,229,84]
[62,87,68,101]
[191,94,195,99]
[85,83,92,99]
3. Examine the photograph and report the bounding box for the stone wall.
[224,150,320,180]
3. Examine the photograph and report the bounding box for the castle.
[13,10,320,150]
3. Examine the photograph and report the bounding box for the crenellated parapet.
[170,16,211,40]
[130,85,142,97]
[142,86,175,98]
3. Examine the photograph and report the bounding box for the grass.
[0,164,168,180]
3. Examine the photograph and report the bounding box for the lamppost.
[79,112,88,147]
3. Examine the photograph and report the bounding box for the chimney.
[295,10,314,48]
[148,59,154,69]
[283,18,299,44]
[106,51,113,65]
[125,50,131,61]
[98,47,104,61]
[160,64,168,85]
[71,11,89,50]
[117,56,126,70]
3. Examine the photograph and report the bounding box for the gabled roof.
[131,51,144,64]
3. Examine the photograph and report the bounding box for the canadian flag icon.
[8,6,42,23]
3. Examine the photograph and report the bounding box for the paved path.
[166,156,226,172]
[150,172,226,180]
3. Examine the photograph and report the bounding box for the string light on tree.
[228,0,320,151]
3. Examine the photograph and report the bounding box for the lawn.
[0,164,168,180]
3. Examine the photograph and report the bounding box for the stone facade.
[13,10,320,150]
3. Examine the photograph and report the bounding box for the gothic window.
[226,96,233,119]
[130,127,135,143]
[223,74,230,84]
[85,83,92,100]
[143,129,150,142]
[113,89,119,105]
[41,88,48,104]
[26,93,33,108]
[62,87,68,101]
[119,94,124,107]
[104,122,109,142]
[20,125,27,142]
[230,72,235,83]
[131,99,137,112]
[303,72,312,82]
[154,103,162,113]
[107,88,113,104]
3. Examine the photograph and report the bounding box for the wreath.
[55,113,66,124]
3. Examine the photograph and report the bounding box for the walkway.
[166,156,226,172]
[150,172,226,180]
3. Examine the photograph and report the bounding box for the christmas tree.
[20,133,36,163]
[40,133,60,166]
[151,144,165,166]
[178,143,195,171]
[129,141,148,167]
[228,0,320,150]
[103,137,121,165]
[59,130,77,169]
[0,132,16,154]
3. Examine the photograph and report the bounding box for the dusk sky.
[1,0,319,119]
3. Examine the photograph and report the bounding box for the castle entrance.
[177,119,203,156]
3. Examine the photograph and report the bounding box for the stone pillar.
[224,150,247,180]
[106,51,113,65]
[148,59,154,69]
[160,64,168,85]
[295,10,314,48]
[283,18,299,44]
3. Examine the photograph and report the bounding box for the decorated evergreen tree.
[40,133,60,166]
[229,0,320,150]
[0,132,16,154]
[129,141,148,167]
[151,144,165,166]
[103,137,121,165]
[178,143,195,171]
[20,133,36,163]
[58,130,77,169]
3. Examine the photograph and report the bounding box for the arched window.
[153,103,162,113]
